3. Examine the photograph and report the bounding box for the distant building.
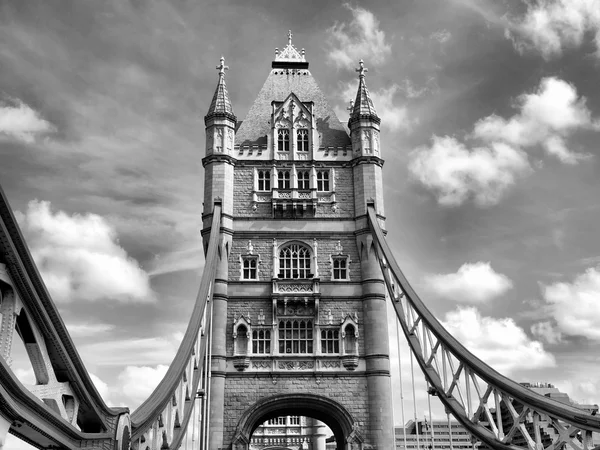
[250,416,330,450]
[395,420,473,450]
[394,383,599,450]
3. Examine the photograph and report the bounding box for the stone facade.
[202,33,392,450]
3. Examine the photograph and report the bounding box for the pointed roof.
[236,33,350,148]
[350,60,380,124]
[205,56,235,121]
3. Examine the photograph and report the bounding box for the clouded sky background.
[2,0,600,447]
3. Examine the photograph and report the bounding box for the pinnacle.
[206,56,235,120]
[350,59,379,122]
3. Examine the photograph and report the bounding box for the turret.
[349,60,385,218]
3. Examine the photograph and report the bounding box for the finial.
[301,48,305,57]
[288,30,293,46]
[275,48,279,57]
[216,56,229,77]
[346,100,354,114]
[355,59,368,78]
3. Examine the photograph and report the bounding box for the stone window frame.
[256,169,271,191]
[276,241,314,279]
[277,318,314,354]
[277,169,291,189]
[251,328,272,355]
[296,128,309,152]
[320,327,340,354]
[277,128,290,152]
[240,254,260,281]
[316,168,335,192]
[330,255,350,281]
[297,169,310,190]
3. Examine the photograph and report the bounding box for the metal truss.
[367,206,600,450]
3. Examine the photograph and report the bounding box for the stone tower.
[202,32,393,450]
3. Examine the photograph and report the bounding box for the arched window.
[235,325,249,355]
[278,319,313,353]
[279,243,311,279]
[297,129,309,152]
[277,129,290,151]
[343,324,357,355]
[297,170,310,190]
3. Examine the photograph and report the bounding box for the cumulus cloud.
[542,267,600,340]
[16,200,153,303]
[472,77,594,164]
[0,98,55,143]
[409,136,530,206]
[327,4,391,68]
[505,0,600,59]
[531,321,563,344]
[117,365,169,409]
[425,262,513,303]
[409,77,595,206]
[442,307,556,375]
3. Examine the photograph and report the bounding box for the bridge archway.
[232,393,363,450]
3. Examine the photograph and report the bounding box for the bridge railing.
[367,206,600,450]
[130,202,222,450]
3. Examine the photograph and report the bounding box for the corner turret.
[205,56,236,156]
[348,60,381,158]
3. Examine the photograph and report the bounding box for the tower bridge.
[0,33,599,450]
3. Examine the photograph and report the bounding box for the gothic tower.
[202,33,393,450]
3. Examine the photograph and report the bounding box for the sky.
[1,0,600,447]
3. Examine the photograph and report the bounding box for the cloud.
[542,267,600,340]
[531,321,563,344]
[430,29,452,44]
[117,365,169,409]
[425,262,513,303]
[327,4,391,68]
[0,97,55,143]
[409,77,596,206]
[66,322,116,338]
[408,136,531,206]
[78,332,184,367]
[505,0,600,59]
[15,200,153,303]
[442,307,556,375]
[472,77,594,164]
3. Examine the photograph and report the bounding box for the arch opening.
[233,394,362,450]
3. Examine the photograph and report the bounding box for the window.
[277,129,290,151]
[297,170,310,190]
[278,170,291,189]
[252,329,271,354]
[289,416,300,425]
[267,417,286,426]
[332,257,348,280]
[297,129,309,152]
[321,329,339,354]
[279,243,311,279]
[242,257,258,280]
[279,319,313,353]
[317,170,330,191]
[257,170,271,191]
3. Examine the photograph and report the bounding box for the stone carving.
[362,130,371,154]
[258,309,265,325]
[278,284,312,293]
[321,360,341,368]
[206,131,214,153]
[327,309,333,325]
[298,192,311,199]
[226,128,234,153]
[298,360,314,370]
[335,241,343,254]
[278,191,292,199]
[373,132,379,154]
[295,111,310,128]
[252,360,271,369]
[247,240,254,254]
[278,361,295,370]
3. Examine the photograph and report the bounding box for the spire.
[350,60,379,123]
[206,56,235,121]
